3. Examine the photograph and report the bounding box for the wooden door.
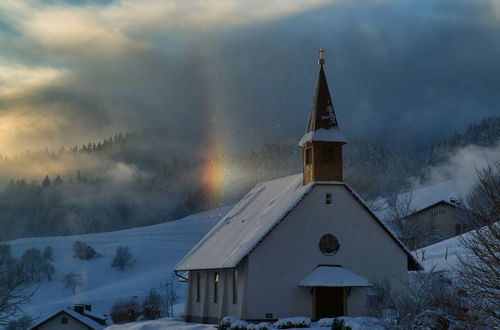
[314,287,345,320]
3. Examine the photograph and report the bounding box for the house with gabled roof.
[402,181,469,249]
[174,49,421,324]
[29,304,108,330]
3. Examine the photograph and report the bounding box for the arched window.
[196,273,201,303]
[214,272,219,303]
[232,270,238,304]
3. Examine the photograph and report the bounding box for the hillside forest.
[0,116,499,240]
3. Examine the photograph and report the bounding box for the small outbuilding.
[29,304,108,330]
[174,50,422,323]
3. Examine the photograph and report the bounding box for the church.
[174,50,421,324]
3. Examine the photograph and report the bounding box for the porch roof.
[298,266,371,288]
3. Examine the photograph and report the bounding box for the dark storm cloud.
[201,0,500,147]
[0,0,499,156]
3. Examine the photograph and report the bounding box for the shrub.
[72,241,101,260]
[231,320,248,330]
[318,318,333,327]
[256,322,274,330]
[110,298,140,324]
[217,316,240,330]
[331,318,350,330]
[274,317,310,329]
[143,289,161,320]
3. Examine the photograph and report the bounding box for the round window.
[319,234,339,255]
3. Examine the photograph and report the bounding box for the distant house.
[30,304,108,330]
[385,180,471,249]
[174,50,422,324]
[405,191,469,249]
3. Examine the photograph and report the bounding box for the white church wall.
[185,262,247,323]
[246,184,408,320]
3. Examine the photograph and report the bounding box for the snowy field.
[105,317,384,330]
[7,206,231,323]
[414,231,468,272]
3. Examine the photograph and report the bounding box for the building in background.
[29,304,108,330]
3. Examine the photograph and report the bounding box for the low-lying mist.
[0,116,498,241]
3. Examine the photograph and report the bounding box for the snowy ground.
[7,202,468,329]
[414,230,468,272]
[7,206,231,323]
[105,317,384,330]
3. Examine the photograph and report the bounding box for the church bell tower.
[299,49,347,185]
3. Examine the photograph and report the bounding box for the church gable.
[247,184,418,279]
[244,184,417,319]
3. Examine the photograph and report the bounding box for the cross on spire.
[318,48,325,65]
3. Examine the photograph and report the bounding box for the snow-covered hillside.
[7,206,231,323]
[415,231,468,272]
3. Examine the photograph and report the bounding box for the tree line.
[0,116,498,240]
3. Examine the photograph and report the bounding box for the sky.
[1,0,500,157]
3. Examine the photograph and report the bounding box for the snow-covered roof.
[175,174,313,271]
[298,128,347,146]
[299,265,371,287]
[407,180,462,214]
[175,174,422,271]
[30,307,107,330]
[373,180,463,221]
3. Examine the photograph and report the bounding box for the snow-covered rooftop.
[30,307,108,330]
[298,128,347,146]
[175,174,421,271]
[299,266,371,287]
[407,180,462,213]
[373,180,463,221]
[175,174,313,271]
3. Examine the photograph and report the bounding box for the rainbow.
[198,48,231,208]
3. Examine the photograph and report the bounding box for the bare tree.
[0,259,33,326]
[143,288,162,320]
[62,272,84,294]
[20,248,43,283]
[161,275,179,317]
[40,263,55,282]
[368,270,469,329]
[386,191,439,250]
[458,161,500,328]
[6,315,35,330]
[111,246,135,271]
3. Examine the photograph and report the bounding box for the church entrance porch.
[313,287,345,320]
[298,265,371,320]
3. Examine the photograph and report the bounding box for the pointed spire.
[299,48,345,146]
[306,63,339,132]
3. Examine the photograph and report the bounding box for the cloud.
[0,65,66,98]
[0,0,499,158]
[412,142,500,198]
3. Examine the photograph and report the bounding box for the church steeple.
[299,49,347,185]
